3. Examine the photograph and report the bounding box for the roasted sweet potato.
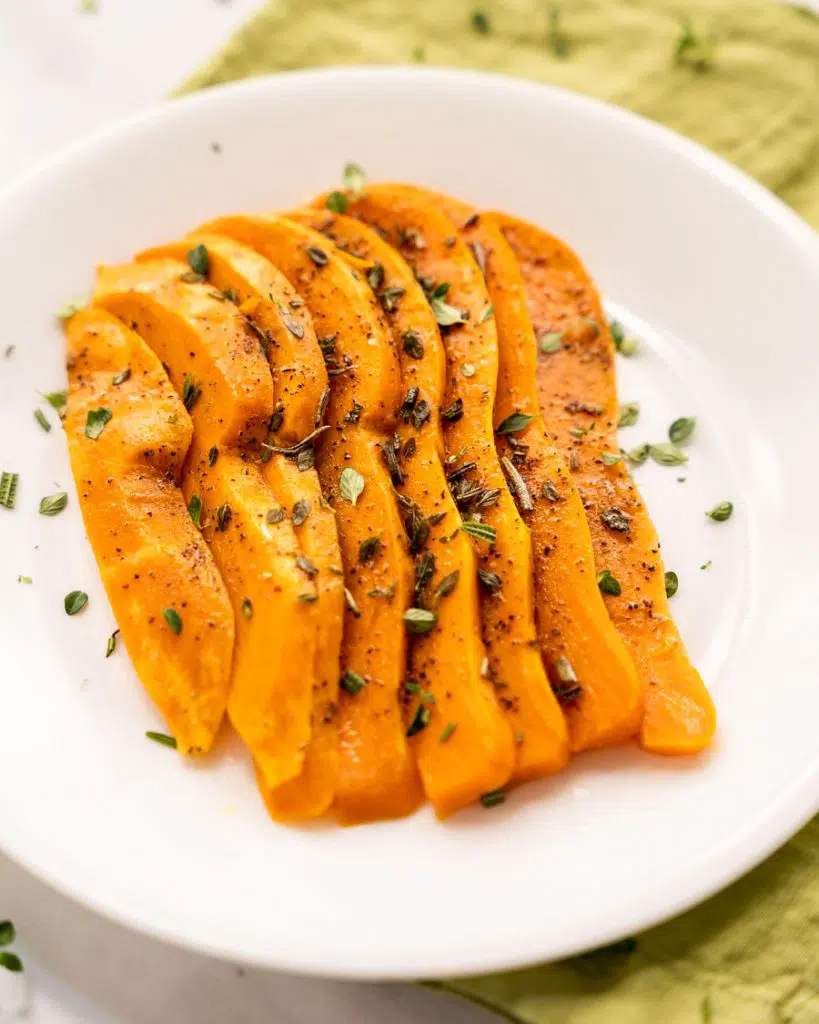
[138,234,343,820]
[199,214,422,823]
[290,206,516,816]
[421,194,643,752]
[64,307,233,754]
[336,185,569,783]
[493,213,716,754]
[94,260,323,787]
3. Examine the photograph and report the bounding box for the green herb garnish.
[342,162,367,197]
[339,466,365,506]
[182,375,201,411]
[64,590,88,616]
[462,520,496,544]
[406,704,431,737]
[187,244,209,277]
[215,503,232,531]
[358,535,383,563]
[480,789,506,808]
[496,412,534,435]
[627,443,650,466]
[664,571,679,598]
[618,403,639,428]
[478,304,494,324]
[326,191,348,214]
[668,417,696,444]
[306,245,329,267]
[596,569,622,596]
[146,731,177,748]
[0,952,22,972]
[187,495,202,527]
[403,607,438,634]
[601,507,631,533]
[112,367,131,386]
[163,608,183,634]
[471,9,490,33]
[39,491,68,516]
[440,722,458,743]
[292,499,311,526]
[105,630,119,658]
[340,670,367,696]
[675,18,717,71]
[706,501,733,522]
[433,570,460,601]
[601,452,621,466]
[34,408,51,432]
[344,587,361,618]
[649,443,688,466]
[538,331,563,354]
[84,407,112,440]
[478,568,503,595]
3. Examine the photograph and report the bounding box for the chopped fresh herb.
[496,411,534,435]
[701,560,712,571]
[441,398,464,422]
[84,407,112,440]
[478,304,494,324]
[601,451,621,466]
[596,569,622,596]
[345,401,363,424]
[146,731,177,749]
[292,499,311,526]
[665,571,679,598]
[111,367,131,386]
[471,240,487,274]
[0,952,22,973]
[43,390,67,412]
[105,630,119,658]
[461,362,476,378]
[339,466,365,506]
[502,456,534,512]
[64,590,88,616]
[215,503,232,531]
[296,555,318,577]
[266,506,285,524]
[298,593,318,603]
[344,587,361,618]
[406,703,432,737]
[0,921,15,945]
[462,520,496,543]
[649,443,688,466]
[412,45,426,62]
[342,162,367,197]
[440,722,458,743]
[240,597,253,621]
[326,190,348,214]
[163,608,183,634]
[538,331,563,355]
[430,295,466,327]
[187,244,209,277]
[284,315,305,340]
[296,446,315,471]
[182,375,201,411]
[17,576,32,584]
[187,494,202,527]
[618,403,640,427]
[706,501,733,522]
[675,18,717,71]
[210,141,221,153]
[471,9,490,33]
[542,480,561,502]
[480,789,506,808]
[547,5,569,56]
[39,491,68,516]
[399,386,420,422]
[340,670,368,696]
[627,443,650,466]
[0,472,19,509]
[701,995,713,1024]
[552,655,583,703]
[380,286,405,313]
[4,345,14,358]
[669,417,696,444]
[433,570,460,601]
[208,446,219,466]
[403,607,438,634]
[382,437,404,486]
[601,507,631,533]
[34,408,51,432]
[358,535,383,563]
[478,568,503,595]
[56,299,84,321]
[306,245,329,267]
[411,398,431,430]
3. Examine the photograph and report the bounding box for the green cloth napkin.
[183,2,819,1020]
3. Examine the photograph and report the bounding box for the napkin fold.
[183,3,819,1020]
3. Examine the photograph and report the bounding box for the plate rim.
[0,65,817,980]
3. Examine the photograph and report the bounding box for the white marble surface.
[0,2,492,1020]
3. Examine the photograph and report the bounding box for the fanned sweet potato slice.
[493,213,717,755]
[422,195,643,752]
[289,206,516,816]
[336,185,568,783]
[138,234,342,821]
[200,213,422,824]
[64,308,233,754]
[94,260,322,788]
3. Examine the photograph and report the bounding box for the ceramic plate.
[0,68,817,980]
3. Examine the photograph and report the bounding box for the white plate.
[0,67,817,981]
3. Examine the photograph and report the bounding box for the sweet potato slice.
[335,185,568,783]
[64,308,233,754]
[493,213,717,754]
[421,195,643,752]
[289,206,516,816]
[138,235,342,820]
[94,260,322,787]
[199,214,421,823]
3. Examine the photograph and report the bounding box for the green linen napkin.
[182,2,819,1020]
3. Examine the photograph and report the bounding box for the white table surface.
[0,2,494,1021]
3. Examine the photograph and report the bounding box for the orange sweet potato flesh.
[492,213,717,754]
[290,206,516,816]
[423,195,643,752]
[336,185,569,783]
[138,235,342,821]
[94,260,323,787]
[200,213,422,823]
[64,308,234,754]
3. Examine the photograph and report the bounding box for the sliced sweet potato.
[335,185,569,783]
[64,307,233,754]
[199,214,422,823]
[289,206,516,816]
[94,260,322,788]
[493,213,717,755]
[138,235,342,820]
[422,194,643,752]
